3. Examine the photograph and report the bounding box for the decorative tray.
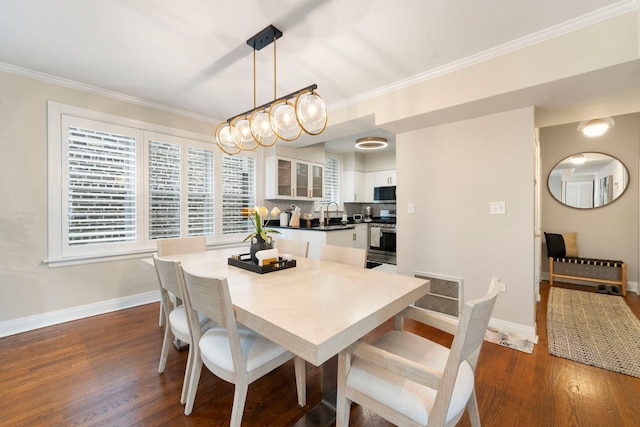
[228,253,296,274]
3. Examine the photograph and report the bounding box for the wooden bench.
[549,256,627,296]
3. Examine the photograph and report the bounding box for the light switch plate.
[407,202,415,214]
[490,201,506,215]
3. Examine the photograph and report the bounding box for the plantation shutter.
[221,154,256,235]
[148,140,182,239]
[66,126,137,246]
[187,146,215,236]
[323,155,340,203]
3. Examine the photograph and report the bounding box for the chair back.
[153,254,184,302]
[157,236,206,256]
[319,244,367,268]
[431,277,500,425]
[274,238,309,257]
[180,268,245,373]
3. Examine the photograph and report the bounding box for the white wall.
[0,70,216,334]
[396,108,537,333]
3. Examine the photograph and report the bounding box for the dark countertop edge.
[267,224,356,232]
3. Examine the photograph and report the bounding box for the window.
[48,102,259,264]
[323,153,340,204]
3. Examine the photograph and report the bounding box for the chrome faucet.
[326,202,339,226]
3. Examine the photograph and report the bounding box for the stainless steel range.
[368,209,397,265]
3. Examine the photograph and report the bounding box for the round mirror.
[548,152,629,209]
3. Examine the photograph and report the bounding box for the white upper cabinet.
[265,156,323,200]
[375,169,396,186]
[362,169,396,202]
[342,170,366,202]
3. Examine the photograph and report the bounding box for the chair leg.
[466,388,481,427]
[294,356,307,407]
[184,358,204,415]
[180,344,194,404]
[158,300,164,326]
[158,322,172,373]
[230,380,249,427]
[336,351,352,427]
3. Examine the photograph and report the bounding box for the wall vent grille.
[412,272,463,318]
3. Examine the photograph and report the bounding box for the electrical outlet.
[490,201,506,215]
[499,281,507,292]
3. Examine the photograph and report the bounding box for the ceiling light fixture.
[355,136,388,150]
[577,117,615,138]
[570,153,587,165]
[215,25,328,155]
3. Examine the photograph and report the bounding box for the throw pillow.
[563,232,578,257]
[544,232,565,258]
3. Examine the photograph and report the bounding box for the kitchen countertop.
[268,224,356,232]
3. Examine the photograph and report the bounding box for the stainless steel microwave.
[373,185,396,202]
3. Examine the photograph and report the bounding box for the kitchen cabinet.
[265,156,323,200]
[283,227,364,259]
[375,169,396,186]
[352,224,368,250]
[363,169,396,202]
[342,170,366,202]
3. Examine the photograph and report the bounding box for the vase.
[250,235,273,264]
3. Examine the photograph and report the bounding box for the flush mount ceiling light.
[570,153,587,165]
[355,136,388,150]
[216,25,328,155]
[577,117,615,138]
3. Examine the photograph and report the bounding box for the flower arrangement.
[242,206,281,242]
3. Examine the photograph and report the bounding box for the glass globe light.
[270,100,301,141]
[215,122,241,155]
[296,91,327,134]
[250,109,277,146]
[230,116,258,150]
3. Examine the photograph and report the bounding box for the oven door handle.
[380,228,397,234]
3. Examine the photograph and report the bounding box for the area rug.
[547,287,640,378]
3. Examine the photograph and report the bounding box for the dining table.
[141,247,429,426]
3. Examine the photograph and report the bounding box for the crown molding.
[0,61,218,124]
[329,0,640,111]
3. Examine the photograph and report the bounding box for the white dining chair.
[156,236,207,326]
[273,238,310,258]
[336,277,500,427]
[179,266,307,424]
[319,244,367,268]
[153,254,214,405]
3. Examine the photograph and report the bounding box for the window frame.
[47,101,261,266]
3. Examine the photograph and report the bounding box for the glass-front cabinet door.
[277,158,292,197]
[265,155,324,200]
[311,164,323,198]
[295,162,309,198]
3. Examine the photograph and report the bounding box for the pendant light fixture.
[216,25,328,155]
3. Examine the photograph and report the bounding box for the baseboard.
[0,290,160,339]
[488,318,538,345]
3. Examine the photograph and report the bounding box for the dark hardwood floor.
[1,281,639,426]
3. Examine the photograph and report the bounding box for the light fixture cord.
[273,35,277,100]
[253,47,256,108]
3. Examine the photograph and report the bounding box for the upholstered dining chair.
[156,236,207,326]
[319,244,367,268]
[273,238,310,258]
[336,277,501,427]
[153,254,214,405]
[179,267,307,424]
